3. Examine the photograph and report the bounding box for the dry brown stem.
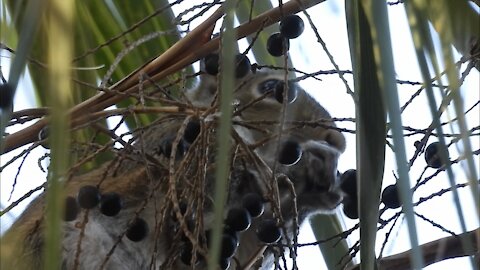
[346,227,479,270]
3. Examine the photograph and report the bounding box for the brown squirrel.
[1,58,345,269]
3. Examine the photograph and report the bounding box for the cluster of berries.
[179,192,281,269]
[203,52,300,105]
[339,141,450,219]
[158,118,201,159]
[65,185,148,242]
[203,53,251,79]
[339,169,402,220]
[267,15,305,57]
[339,169,359,219]
[65,185,121,219]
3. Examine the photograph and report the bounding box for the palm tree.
[1,0,478,269]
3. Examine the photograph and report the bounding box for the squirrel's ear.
[185,72,217,106]
[325,129,346,153]
[184,53,221,106]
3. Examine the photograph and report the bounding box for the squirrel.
[1,55,346,270]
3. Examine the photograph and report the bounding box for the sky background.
[1,0,479,269]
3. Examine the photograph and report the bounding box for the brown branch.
[10,108,49,119]
[346,228,479,270]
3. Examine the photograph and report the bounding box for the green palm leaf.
[345,1,387,269]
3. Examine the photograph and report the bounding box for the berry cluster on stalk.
[266,14,305,57]
[179,191,283,269]
[66,185,148,242]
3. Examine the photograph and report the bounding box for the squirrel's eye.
[257,79,281,95]
[257,79,297,104]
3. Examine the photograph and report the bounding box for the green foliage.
[346,1,387,269]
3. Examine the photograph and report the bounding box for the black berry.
[234,54,251,78]
[180,242,200,265]
[38,126,50,149]
[178,201,188,215]
[160,136,187,159]
[425,142,448,169]
[0,83,14,109]
[240,170,256,183]
[203,53,220,75]
[225,208,251,232]
[241,193,264,218]
[178,220,196,244]
[381,184,402,209]
[183,119,201,144]
[280,15,305,39]
[126,217,148,242]
[219,233,238,259]
[77,185,101,209]
[267,32,290,57]
[180,247,193,265]
[222,226,240,245]
[339,169,357,198]
[342,200,359,219]
[64,196,79,222]
[219,258,230,270]
[274,81,297,104]
[278,140,302,165]
[256,219,281,244]
[172,202,190,228]
[205,230,238,259]
[99,192,122,216]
